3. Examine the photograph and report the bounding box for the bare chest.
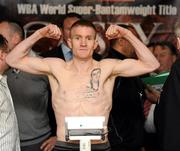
[61,74,101,100]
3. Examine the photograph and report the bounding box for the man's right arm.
[6,24,61,75]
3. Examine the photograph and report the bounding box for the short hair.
[9,21,24,40]
[0,34,8,52]
[154,41,178,56]
[147,42,156,48]
[0,20,24,40]
[70,19,97,37]
[147,42,156,51]
[62,13,82,28]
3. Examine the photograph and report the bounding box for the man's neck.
[0,69,6,75]
[71,58,95,72]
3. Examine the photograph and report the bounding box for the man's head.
[174,20,180,51]
[62,13,82,45]
[0,34,10,74]
[110,24,139,58]
[153,41,177,74]
[0,20,24,50]
[67,19,98,60]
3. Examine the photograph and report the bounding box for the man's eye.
[87,37,93,40]
[0,49,9,54]
[74,37,80,40]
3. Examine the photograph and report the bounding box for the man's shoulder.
[98,59,120,74]
[173,59,180,68]
[168,59,180,76]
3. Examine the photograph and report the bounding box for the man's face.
[175,25,180,51]
[68,26,97,60]
[153,45,176,73]
[0,22,13,49]
[120,38,135,57]
[0,49,9,73]
[63,17,80,44]
[124,26,139,58]
[116,26,138,58]
[177,37,180,51]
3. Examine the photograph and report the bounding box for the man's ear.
[12,33,21,46]
[67,38,72,49]
[117,38,125,46]
[93,39,98,50]
[173,55,177,63]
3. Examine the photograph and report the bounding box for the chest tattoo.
[89,68,101,91]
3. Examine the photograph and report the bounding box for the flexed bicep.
[6,23,62,75]
[112,59,153,77]
[15,56,52,75]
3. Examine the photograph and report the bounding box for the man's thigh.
[21,142,43,151]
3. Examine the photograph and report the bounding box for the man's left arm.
[106,25,160,77]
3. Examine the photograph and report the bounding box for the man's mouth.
[79,49,87,51]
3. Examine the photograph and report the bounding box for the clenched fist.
[105,24,129,40]
[37,24,61,40]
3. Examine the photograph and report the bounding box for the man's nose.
[80,38,87,46]
[0,51,3,58]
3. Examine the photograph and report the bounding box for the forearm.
[124,31,159,71]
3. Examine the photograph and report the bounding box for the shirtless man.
[6,20,159,151]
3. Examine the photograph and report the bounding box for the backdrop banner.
[0,0,179,51]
